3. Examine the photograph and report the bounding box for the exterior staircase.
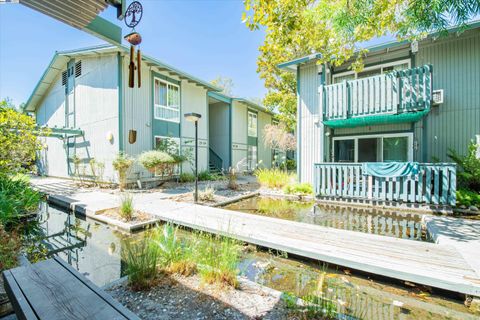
[209,148,223,174]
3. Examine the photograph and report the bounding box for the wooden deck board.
[3,257,139,320]
[137,200,480,297]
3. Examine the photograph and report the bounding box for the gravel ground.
[106,275,292,320]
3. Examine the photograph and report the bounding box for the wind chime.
[124,1,143,145]
[124,1,143,89]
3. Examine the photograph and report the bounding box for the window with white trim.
[248,111,257,137]
[332,59,410,84]
[154,78,180,123]
[333,133,413,163]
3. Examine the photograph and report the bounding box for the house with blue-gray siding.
[24,44,273,184]
[279,22,480,185]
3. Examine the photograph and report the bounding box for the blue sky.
[0,1,266,106]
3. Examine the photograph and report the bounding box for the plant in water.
[112,153,134,191]
[283,182,314,196]
[122,232,159,291]
[192,232,241,288]
[256,198,314,220]
[255,168,295,189]
[153,224,196,276]
[119,193,134,221]
[198,186,215,202]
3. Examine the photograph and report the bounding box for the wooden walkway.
[3,257,139,320]
[30,176,480,298]
[135,199,480,297]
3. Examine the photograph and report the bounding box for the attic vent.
[75,61,82,78]
[62,71,67,86]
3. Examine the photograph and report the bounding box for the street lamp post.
[184,112,202,203]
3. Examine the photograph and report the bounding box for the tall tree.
[243,0,480,130]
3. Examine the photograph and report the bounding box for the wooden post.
[368,175,373,200]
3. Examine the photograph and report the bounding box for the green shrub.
[197,170,215,181]
[122,232,159,291]
[179,172,195,183]
[0,174,41,224]
[254,168,295,189]
[138,150,174,169]
[280,159,296,171]
[283,183,314,196]
[119,193,134,221]
[138,150,176,177]
[456,189,480,208]
[112,153,134,191]
[448,141,480,191]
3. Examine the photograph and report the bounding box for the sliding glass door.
[333,133,412,163]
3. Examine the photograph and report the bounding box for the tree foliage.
[263,123,296,152]
[0,99,46,175]
[210,76,235,96]
[243,0,480,129]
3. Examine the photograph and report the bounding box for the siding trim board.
[117,52,124,152]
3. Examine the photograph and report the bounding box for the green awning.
[323,109,430,129]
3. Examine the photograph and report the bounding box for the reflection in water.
[31,203,129,287]
[224,197,430,241]
[26,203,475,319]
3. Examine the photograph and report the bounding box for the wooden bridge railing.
[321,65,433,120]
[313,163,456,206]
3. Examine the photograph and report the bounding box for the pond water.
[223,197,431,242]
[25,203,476,320]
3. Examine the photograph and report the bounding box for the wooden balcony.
[320,65,433,122]
[313,162,456,206]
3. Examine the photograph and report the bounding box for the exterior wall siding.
[36,55,119,181]
[122,55,153,180]
[180,81,209,173]
[231,101,248,169]
[298,62,323,183]
[417,30,480,162]
[36,72,69,178]
[257,111,272,168]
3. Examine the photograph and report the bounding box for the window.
[154,78,180,123]
[247,145,258,171]
[154,136,181,176]
[334,139,355,162]
[332,59,410,84]
[333,133,413,162]
[248,111,257,137]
